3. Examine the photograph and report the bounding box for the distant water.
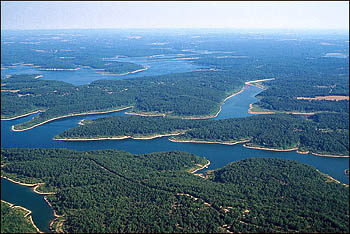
[323,52,348,58]
[1,73,349,233]
[1,54,205,86]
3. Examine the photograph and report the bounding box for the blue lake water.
[1,70,349,232]
[1,54,205,86]
[1,178,54,233]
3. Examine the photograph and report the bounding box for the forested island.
[1,200,38,233]
[1,148,348,233]
[55,113,349,156]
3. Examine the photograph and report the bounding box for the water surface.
[1,54,205,86]
[1,178,54,233]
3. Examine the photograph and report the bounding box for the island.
[1,148,348,233]
[54,113,349,157]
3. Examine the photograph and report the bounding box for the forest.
[1,72,244,130]
[55,113,349,156]
[1,201,37,233]
[2,30,349,233]
[1,148,349,233]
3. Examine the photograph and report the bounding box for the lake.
[1,53,205,85]
[1,70,349,232]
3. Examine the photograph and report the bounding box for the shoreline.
[37,67,80,71]
[1,200,43,233]
[44,196,65,233]
[54,131,186,141]
[182,86,247,120]
[248,103,317,115]
[248,104,275,114]
[125,111,166,117]
[34,75,43,79]
[311,152,349,158]
[1,110,43,121]
[1,176,56,195]
[126,85,247,120]
[97,66,149,76]
[243,144,299,152]
[243,144,349,157]
[245,78,275,85]
[190,160,211,174]
[169,138,250,146]
[11,106,133,132]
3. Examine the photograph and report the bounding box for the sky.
[1,1,349,30]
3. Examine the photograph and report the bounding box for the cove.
[1,84,349,232]
[1,178,54,233]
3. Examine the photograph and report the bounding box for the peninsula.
[1,148,348,233]
[54,113,349,157]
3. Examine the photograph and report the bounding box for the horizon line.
[1,27,349,31]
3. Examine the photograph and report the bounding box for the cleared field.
[296,95,349,101]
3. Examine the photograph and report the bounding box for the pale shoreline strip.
[311,152,349,158]
[243,144,299,152]
[125,111,166,117]
[248,103,317,115]
[182,86,247,120]
[190,160,211,174]
[11,106,133,132]
[54,131,186,141]
[243,144,349,157]
[37,68,80,71]
[34,75,43,79]
[1,200,43,233]
[244,78,275,85]
[44,196,66,232]
[169,138,250,146]
[1,110,43,121]
[97,66,149,76]
[125,85,246,119]
[1,176,56,195]
[248,104,275,114]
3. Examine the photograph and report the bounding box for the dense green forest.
[55,113,349,156]
[1,148,348,233]
[251,57,349,113]
[55,116,207,139]
[1,72,243,130]
[1,201,37,233]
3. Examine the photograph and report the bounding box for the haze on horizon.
[1,1,349,31]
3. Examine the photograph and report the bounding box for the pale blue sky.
[1,1,349,30]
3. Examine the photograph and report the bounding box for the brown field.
[296,95,349,101]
